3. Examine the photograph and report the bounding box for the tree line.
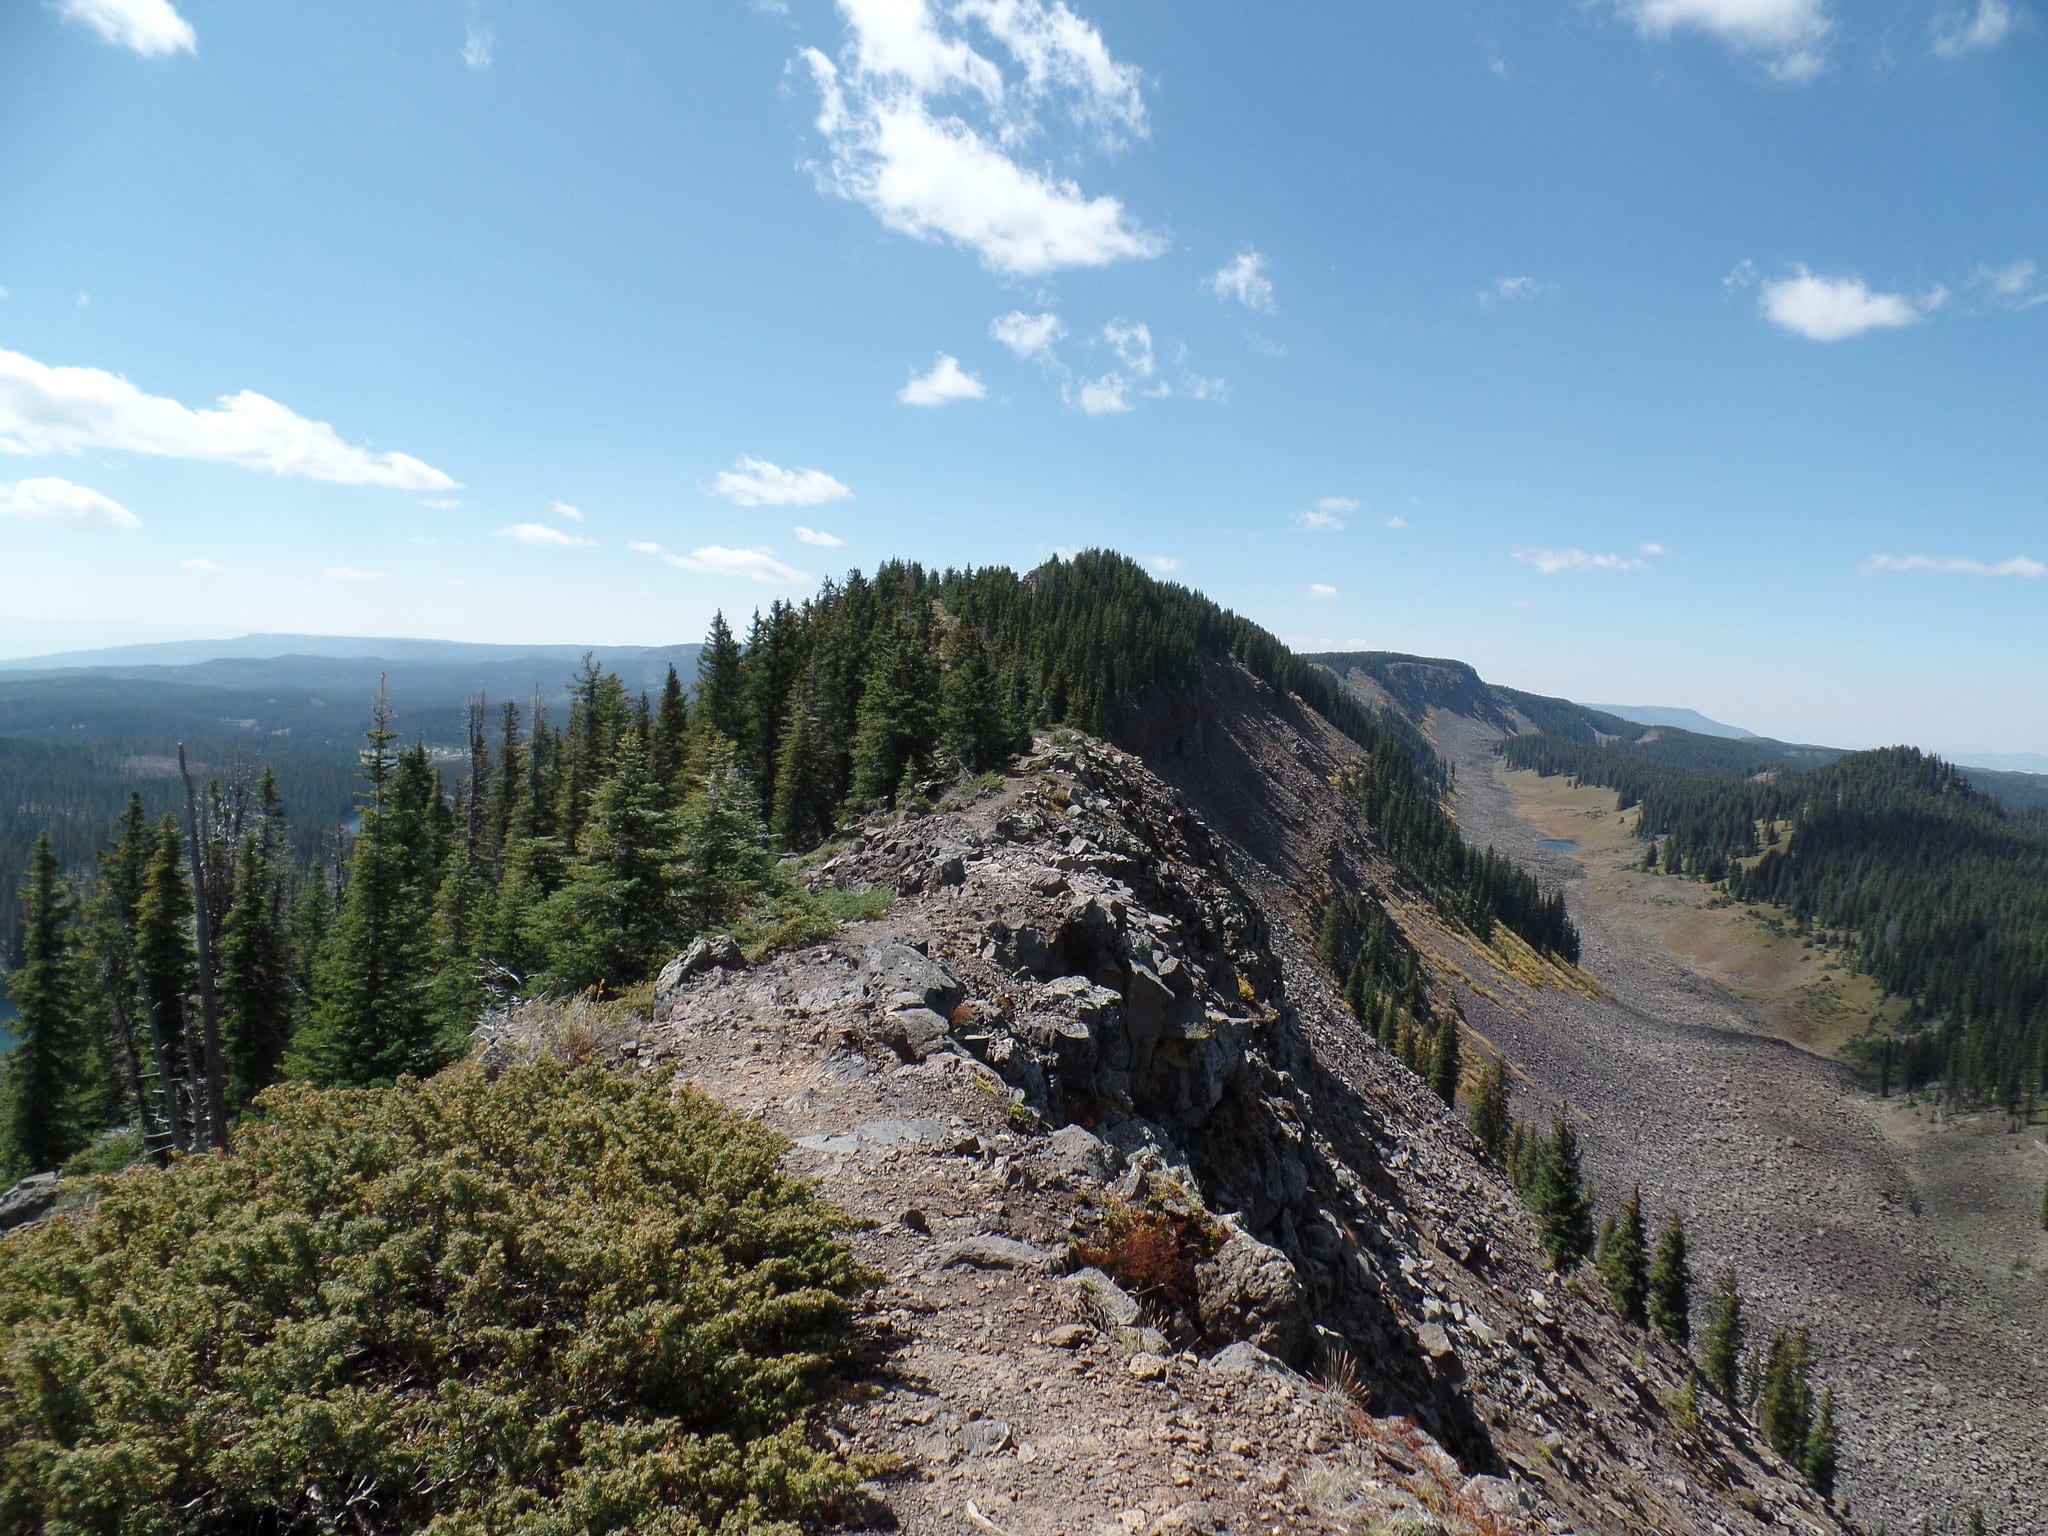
[1500,733,2048,1114]
[2,552,1582,1181]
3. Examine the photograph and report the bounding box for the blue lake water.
[0,993,17,1054]
[1536,838,1580,852]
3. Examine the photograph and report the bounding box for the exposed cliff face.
[646,678,1853,1536]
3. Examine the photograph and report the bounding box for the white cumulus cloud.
[327,567,386,582]
[1612,0,1835,82]
[497,522,594,547]
[181,557,219,572]
[899,352,988,406]
[991,310,1066,360]
[1309,583,1338,600]
[713,455,854,507]
[1149,555,1182,572]
[1102,319,1154,377]
[794,525,846,547]
[1294,497,1355,532]
[1861,553,2045,578]
[1757,266,1930,341]
[463,16,494,70]
[56,0,195,57]
[798,0,1164,276]
[0,346,456,490]
[1932,0,2017,56]
[0,476,141,529]
[1512,547,1652,574]
[1068,374,1130,415]
[1209,250,1275,314]
[551,500,584,521]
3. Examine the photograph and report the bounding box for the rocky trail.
[628,716,1854,1536]
[1423,710,2048,1535]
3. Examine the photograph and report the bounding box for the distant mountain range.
[1585,704,1756,739]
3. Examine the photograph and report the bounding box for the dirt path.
[1429,711,2048,1535]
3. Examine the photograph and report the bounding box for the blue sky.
[0,0,2042,753]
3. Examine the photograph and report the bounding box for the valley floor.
[1428,711,2048,1535]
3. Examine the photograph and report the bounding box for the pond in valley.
[1536,838,1580,852]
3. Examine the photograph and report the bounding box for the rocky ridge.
[644,722,1854,1536]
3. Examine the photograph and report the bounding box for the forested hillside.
[1500,732,2048,1112]
[0,553,1576,1183]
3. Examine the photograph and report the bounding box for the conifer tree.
[217,794,296,1110]
[0,835,87,1178]
[1467,1055,1513,1160]
[653,663,690,789]
[696,612,745,745]
[544,734,678,991]
[1699,1265,1746,1401]
[849,608,938,806]
[134,815,197,1150]
[1804,1387,1838,1499]
[1758,1328,1815,1466]
[1599,1184,1650,1325]
[673,735,775,932]
[79,795,154,1142]
[1528,1106,1596,1269]
[287,693,441,1087]
[1648,1209,1693,1346]
[939,622,1013,773]
[770,663,838,852]
[1429,1014,1460,1104]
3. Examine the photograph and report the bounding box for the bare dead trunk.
[179,744,232,1151]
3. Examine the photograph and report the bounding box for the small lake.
[1536,838,1580,852]
[0,992,17,1055]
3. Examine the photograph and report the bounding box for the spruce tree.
[1648,1210,1693,1346]
[134,815,197,1151]
[696,612,745,745]
[1599,1184,1650,1325]
[0,835,87,1178]
[674,734,776,932]
[217,823,295,1110]
[849,608,938,806]
[80,796,154,1144]
[1758,1328,1815,1466]
[1528,1105,1596,1269]
[287,694,441,1087]
[1700,1265,1745,1401]
[1804,1387,1838,1499]
[544,734,679,991]
[939,622,1012,773]
[770,663,838,852]
[1467,1055,1513,1160]
[653,663,690,789]
[1429,1014,1460,1104]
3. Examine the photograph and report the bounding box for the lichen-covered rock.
[655,934,745,1000]
[0,1172,60,1234]
[879,1006,954,1061]
[1060,1265,1143,1328]
[1195,1227,1309,1363]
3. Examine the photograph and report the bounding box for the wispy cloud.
[632,541,807,584]
[420,497,464,510]
[991,310,1066,361]
[1974,258,2047,309]
[1932,0,2017,56]
[0,346,457,490]
[1481,275,1554,307]
[551,500,584,521]
[180,557,219,572]
[463,15,495,70]
[497,522,594,547]
[1294,497,1356,532]
[1386,515,1408,530]
[1611,0,1835,82]
[1861,553,2045,578]
[712,455,853,507]
[0,476,141,529]
[327,567,387,582]
[899,352,987,406]
[1209,249,1276,314]
[1512,545,1657,574]
[1309,583,1337,600]
[798,0,1163,275]
[56,0,195,57]
[793,525,845,547]
[1150,555,1183,572]
[1752,265,1935,341]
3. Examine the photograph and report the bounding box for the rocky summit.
[638,726,1852,1536]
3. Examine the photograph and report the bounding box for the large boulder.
[655,935,745,1000]
[1195,1228,1309,1363]
[0,1172,60,1235]
[861,942,965,1017]
[982,911,1053,976]
[878,1007,954,1062]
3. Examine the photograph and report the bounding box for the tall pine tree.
[1648,1210,1693,1346]
[0,835,87,1178]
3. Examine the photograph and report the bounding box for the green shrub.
[0,1061,876,1535]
